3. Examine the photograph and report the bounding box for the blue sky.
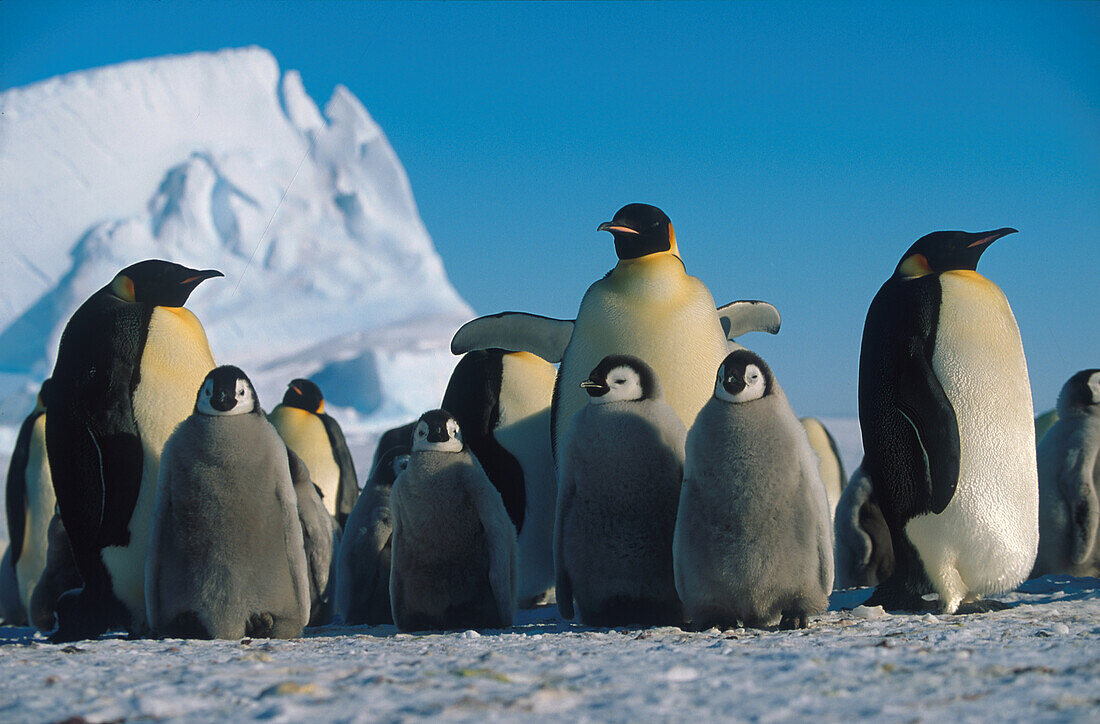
[2,1,1097,416]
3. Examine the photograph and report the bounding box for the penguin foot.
[779,612,809,630]
[49,589,111,643]
[863,584,937,614]
[954,599,1010,615]
[246,612,276,638]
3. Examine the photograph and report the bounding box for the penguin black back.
[442,350,526,532]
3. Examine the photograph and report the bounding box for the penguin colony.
[0,204,1087,642]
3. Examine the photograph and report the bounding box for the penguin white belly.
[496,352,557,603]
[556,264,728,462]
[905,272,1037,611]
[270,408,340,517]
[16,416,53,613]
[102,306,215,628]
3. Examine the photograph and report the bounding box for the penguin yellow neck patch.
[111,275,137,302]
[897,254,932,279]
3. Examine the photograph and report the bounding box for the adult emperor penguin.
[5,380,53,617]
[451,203,781,467]
[441,349,557,607]
[336,438,409,625]
[146,366,310,639]
[673,350,832,629]
[1032,369,1100,578]
[833,465,895,589]
[858,229,1037,614]
[269,379,359,526]
[556,355,686,626]
[800,417,846,520]
[47,260,221,641]
[389,410,517,631]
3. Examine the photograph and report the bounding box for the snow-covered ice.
[0,577,1096,722]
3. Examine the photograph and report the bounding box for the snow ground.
[0,577,1096,722]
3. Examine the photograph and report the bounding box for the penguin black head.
[715,349,773,404]
[195,365,260,416]
[581,354,662,404]
[412,409,465,453]
[282,378,325,414]
[1057,368,1100,416]
[109,260,224,307]
[894,228,1017,279]
[598,203,678,261]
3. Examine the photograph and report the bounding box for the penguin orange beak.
[967,228,1017,248]
[598,222,639,234]
[180,269,225,285]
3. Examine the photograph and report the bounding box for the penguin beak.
[180,269,225,285]
[580,379,609,397]
[967,228,1017,248]
[211,388,236,412]
[598,221,639,234]
[426,424,450,443]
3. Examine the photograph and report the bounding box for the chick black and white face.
[715,351,772,404]
[412,410,464,452]
[196,365,258,416]
[589,365,643,404]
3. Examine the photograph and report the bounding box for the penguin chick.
[145,366,310,639]
[287,448,340,627]
[1033,369,1100,578]
[389,410,517,631]
[833,465,895,589]
[28,513,82,632]
[336,427,411,626]
[555,355,686,626]
[269,379,359,526]
[673,350,833,630]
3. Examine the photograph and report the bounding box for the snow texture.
[0,47,471,423]
[0,578,1096,722]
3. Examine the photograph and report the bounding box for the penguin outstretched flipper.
[451,312,574,364]
[894,345,961,515]
[716,300,781,341]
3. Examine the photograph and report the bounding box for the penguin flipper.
[716,300,781,341]
[554,472,575,621]
[894,353,961,515]
[1060,448,1099,565]
[321,415,359,527]
[451,313,574,363]
[465,473,517,626]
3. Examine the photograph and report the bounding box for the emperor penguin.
[1032,369,1100,578]
[146,366,310,639]
[336,433,410,625]
[441,349,557,608]
[29,513,82,632]
[5,380,53,617]
[47,260,221,641]
[287,448,340,627]
[799,417,846,521]
[269,379,359,526]
[833,465,895,589]
[0,546,25,625]
[556,355,686,626]
[673,350,832,629]
[858,229,1037,614]
[389,410,517,631]
[451,203,781,468]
